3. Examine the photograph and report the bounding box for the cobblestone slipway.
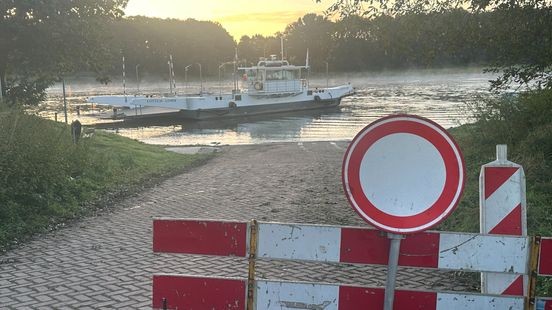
[0,142,474,309]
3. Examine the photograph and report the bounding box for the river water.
[40,68,493,146]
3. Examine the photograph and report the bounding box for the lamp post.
[219,63,225,96]
[184,64,192,95]
[167,60,173,94]
[169,55,176,95]
[218,62,234,96]
[196,63,202,94]
[324,61,329,87]
[135,64,140,93]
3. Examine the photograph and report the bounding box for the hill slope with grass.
[443,89,552,235]
[442,89,552,295]
[0,109,210,252]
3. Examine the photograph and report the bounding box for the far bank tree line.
[108,8,551,79]
[1,0,551,105]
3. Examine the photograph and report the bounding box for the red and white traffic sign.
[342,114,465,234]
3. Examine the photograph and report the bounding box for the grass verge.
[440,89,552,296]
[0,108,212,252]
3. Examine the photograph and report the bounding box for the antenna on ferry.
[168,58,172,94]
[305,49,310,89]
[234,47,238,92]
[280,36,284,60]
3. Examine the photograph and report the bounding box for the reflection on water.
[94,108,343,145]
[39,68,493,145]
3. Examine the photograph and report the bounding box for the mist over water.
[41,68,494,146]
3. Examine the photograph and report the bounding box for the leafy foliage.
[237,10,530,72]
[237,14,334,71]
[442,89,552,295]
[484,7,552,90]
[320,0,551,17]
[106,17,236,78]
[284,14,335,71]
[318,0,552,90]
[0,0,128,105]
[238,34,283,66]
[443,90,552,235]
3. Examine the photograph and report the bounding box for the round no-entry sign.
[342,114,465,234]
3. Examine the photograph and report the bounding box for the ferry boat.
[87,55,354,121]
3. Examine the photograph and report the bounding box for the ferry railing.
[261,80,302,94]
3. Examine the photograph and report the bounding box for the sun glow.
[124,0,331,39]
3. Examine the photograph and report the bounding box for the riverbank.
[447,89,552,296]
[0,108,212,252]
[1,87,550,299]
[444,90,552,238]
[1,102,550,307]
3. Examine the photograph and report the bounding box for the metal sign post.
[342,114,465,309]
[384,233,403,310]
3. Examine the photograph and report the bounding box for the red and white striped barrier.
[152,219,248,256]
[152,275,246,309]
[258,222,529,274]
[540,237,552,276]
[152,219,552,309]
[153,275,539,310]
[256,280,525,310]
[153,219,529,274]
[537,298,552,310]
[480,145,527,295]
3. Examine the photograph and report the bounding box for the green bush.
[445,90,552,234]
[442,89,552,295]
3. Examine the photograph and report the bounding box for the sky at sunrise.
[124,0,333,40]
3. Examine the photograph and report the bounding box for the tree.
[284,14,335,71]
[322,0,550,17]
[320,0,552,90]
[483,7,552,90]
[0,0,128,105]
[237,35,282,66]
[330,16,385,71]
[110,17,236,78]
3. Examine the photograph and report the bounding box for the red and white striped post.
[480,144,527,295]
